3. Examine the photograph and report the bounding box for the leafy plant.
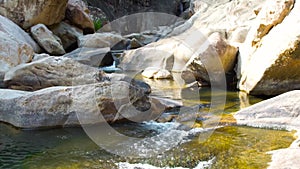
[93,18,103,31]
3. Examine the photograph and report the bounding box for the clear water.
[0,77,295,169]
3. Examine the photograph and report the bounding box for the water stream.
[0,77,296,169]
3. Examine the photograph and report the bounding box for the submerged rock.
[0,0,68,29]
[0,82,165,128]
[31,24,66,55]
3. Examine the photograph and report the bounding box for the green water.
[0,77,296,169]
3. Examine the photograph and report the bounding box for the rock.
[66,0,95,34]
[124,33,160,46]
[86,0,186,21]
[0,15,41,53]
[0,82,166,128]
[32,53,51,61]
[142,67,172,79]
[4,56,107,91]
[0,31,34,87]
[49,22,83,52]
[31,24,66,55]
[120,31,236,84]
[234,90,300,129]
[238,0,300,95]
[186,32,238,82]
[78,33,127,49]
[234,90,300,169]
[171,0,263,44]
[129,38,144,49]
[0,0,68,29]
[64,47,113,67]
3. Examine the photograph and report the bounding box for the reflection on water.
[0,76,293,169]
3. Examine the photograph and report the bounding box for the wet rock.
[4,56,106,91]
[31,24,66,55]
[78,33,127,49]
[0,0,68,29]
[64,47,113,67]
[238,0,300,95]
[50,22,83,52]
[0,82,165,128]
[66,0,95,34]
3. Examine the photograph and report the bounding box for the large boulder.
[31,24,66,55]
[0,82,164,128]
[4,56,107,91]
[119,31,237,84]
[49,22,83,52]
[78,33,127,49]
[66,0,95,34]
[0,15,41,53]
[234,90,300,169]
[0,0,68,29]
[238,0,300,95]
[0,16,38,85]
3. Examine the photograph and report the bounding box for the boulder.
[31,24,66,55]
[0,15,41,53]
[170,0,263,44]
[0,81,165,128]
[238,0,300,95]
[66,0,95,34]
[234,90,300,129]
[186,32,238,82]
[78,33,127,49]
[0,31,34,87]
[49,22,83,52]
[0,0,68,29]
[4,56,107,91]
[64,47,113,67]
[119,31,237,84]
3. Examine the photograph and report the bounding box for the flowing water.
[0,77,296,169]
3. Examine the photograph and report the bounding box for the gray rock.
[31,24,66,55]
[0,82,165,128]
[234,90,300,129]
[0,15,41,53]
[4,56,106,91]
[64,47,113,67]
[50,22,83,51]
[0,0,68,29]
[78,33,127,50]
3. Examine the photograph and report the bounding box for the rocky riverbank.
[0,2,300,167]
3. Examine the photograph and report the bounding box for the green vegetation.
[93,18,103,31]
